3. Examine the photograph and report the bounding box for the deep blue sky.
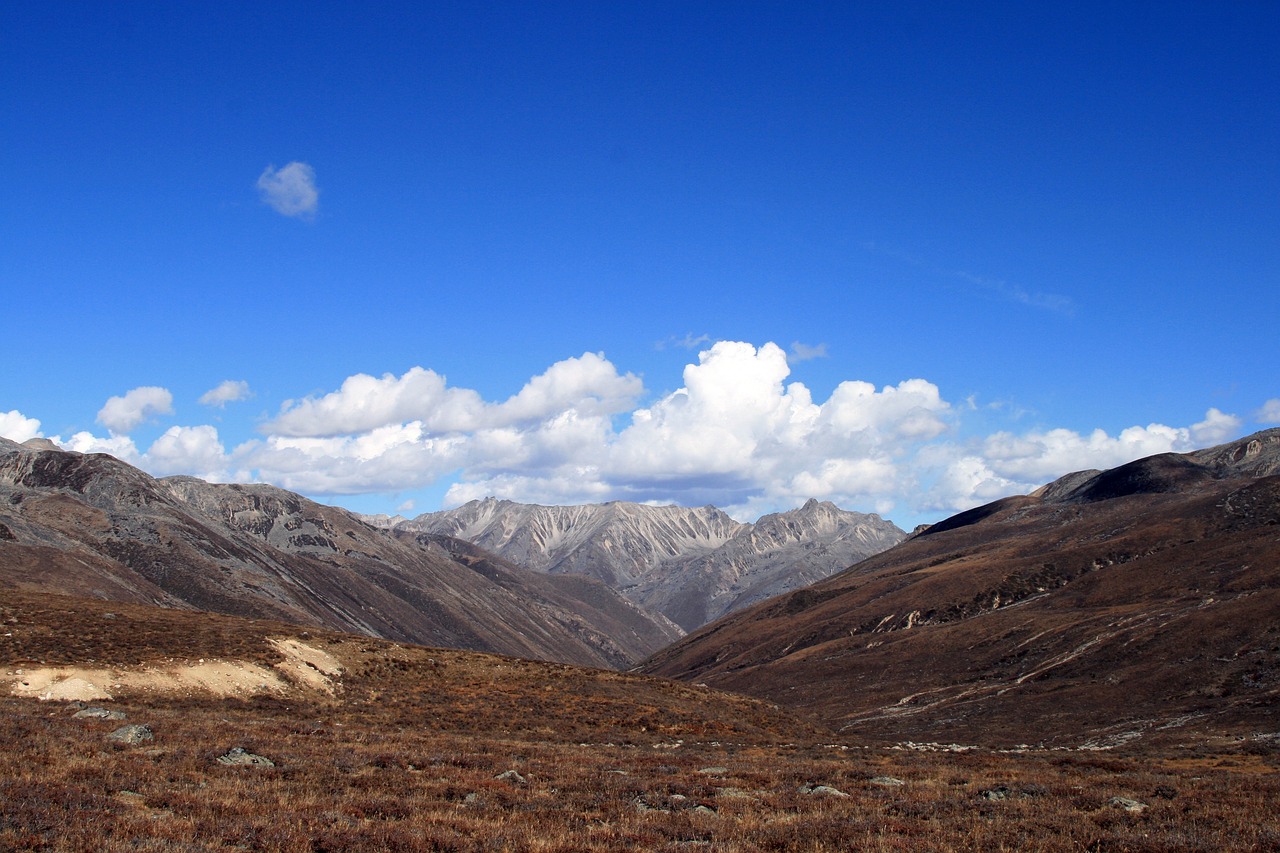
[3,2,1277,527]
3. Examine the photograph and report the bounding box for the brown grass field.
[2,593,1279,852]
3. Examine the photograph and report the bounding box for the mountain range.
[6,425,1280,751]
[0,437,677,668]
[386,497,905,630]
[641,428,1280,749]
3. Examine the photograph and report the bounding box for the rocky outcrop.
[393,497,905,631]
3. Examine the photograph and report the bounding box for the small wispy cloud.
[953,269,1076,316]
[789,341,828,362]
[199,380,252,408]
[656,333,712,351]
[257,162,319,219]
[864,242,1076,317]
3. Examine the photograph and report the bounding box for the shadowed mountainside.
[0,438,679,668]
[641,429,1280,750]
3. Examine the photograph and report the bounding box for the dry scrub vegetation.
[2,593,1279,851]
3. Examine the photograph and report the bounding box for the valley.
[2,430,1279,849]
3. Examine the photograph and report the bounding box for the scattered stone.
[107,724,153,745]
[74,707,126,720]
[633,797,667,814]
[697,766,729,775]
[216,747,275,767]
[693,804,716,815]
[1110,796,1147,813]
[869,776,905,787]
[981,785,1013,801]
[463,793,481,804]
[494,769,527,784]
[799,784,849,797]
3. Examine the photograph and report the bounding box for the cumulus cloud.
[1255,398,1280,424]
[145,425,228,479]
[1190,408,1241,444]
[264,354,642,439]
[199,380,251,408]
[0,410,43,443]
[917,407,1245,514]
[20,340,1252,528]
[62,430,143,462]
[97,387,174,434]
[257,162,319,218]
[455,342,953,515]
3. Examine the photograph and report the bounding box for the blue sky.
[2,2,1277,529]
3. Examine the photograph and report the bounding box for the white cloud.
[145,425,228,480]
[97,386,174,434]
[266,367,482,437]
[199,380,251,408]
[243,424,467,494]
[18,341,1252,529]
[264,354,641,439]
[257,162,319,219]
[63,430,142,462]
[0,410,43,443]
[1255,398,1280,425]
[497,352,643,423]
[917,407,1244,514]
[1190,408,1241,444]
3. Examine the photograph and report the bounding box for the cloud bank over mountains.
[2,341,1255,525]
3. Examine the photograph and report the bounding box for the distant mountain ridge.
[387,497,906,630]
[0,437,679,668]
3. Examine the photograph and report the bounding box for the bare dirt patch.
[268,637,344,695]
[6,660,287,702]
[4,637,344,702]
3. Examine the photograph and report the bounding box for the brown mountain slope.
[0,439,679,668]
[641,429,1280,749]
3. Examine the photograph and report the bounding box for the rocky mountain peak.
[397,498,905,631]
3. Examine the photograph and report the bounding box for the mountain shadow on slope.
[641,428,1280,750]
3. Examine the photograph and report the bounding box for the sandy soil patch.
[6,660,287,702]
[269,638,344,695]
[5,638,345,702]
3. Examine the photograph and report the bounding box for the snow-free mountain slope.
[395,497,906,630]
[0,438,678,667]
[641,428,1280,749]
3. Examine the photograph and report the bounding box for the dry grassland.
[2,594,1278,851]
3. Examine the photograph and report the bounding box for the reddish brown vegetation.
[643,457,1280,750]
[3,593,1279,851]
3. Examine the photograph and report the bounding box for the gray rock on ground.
[107,724,153,745]
[217,747,275,767]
